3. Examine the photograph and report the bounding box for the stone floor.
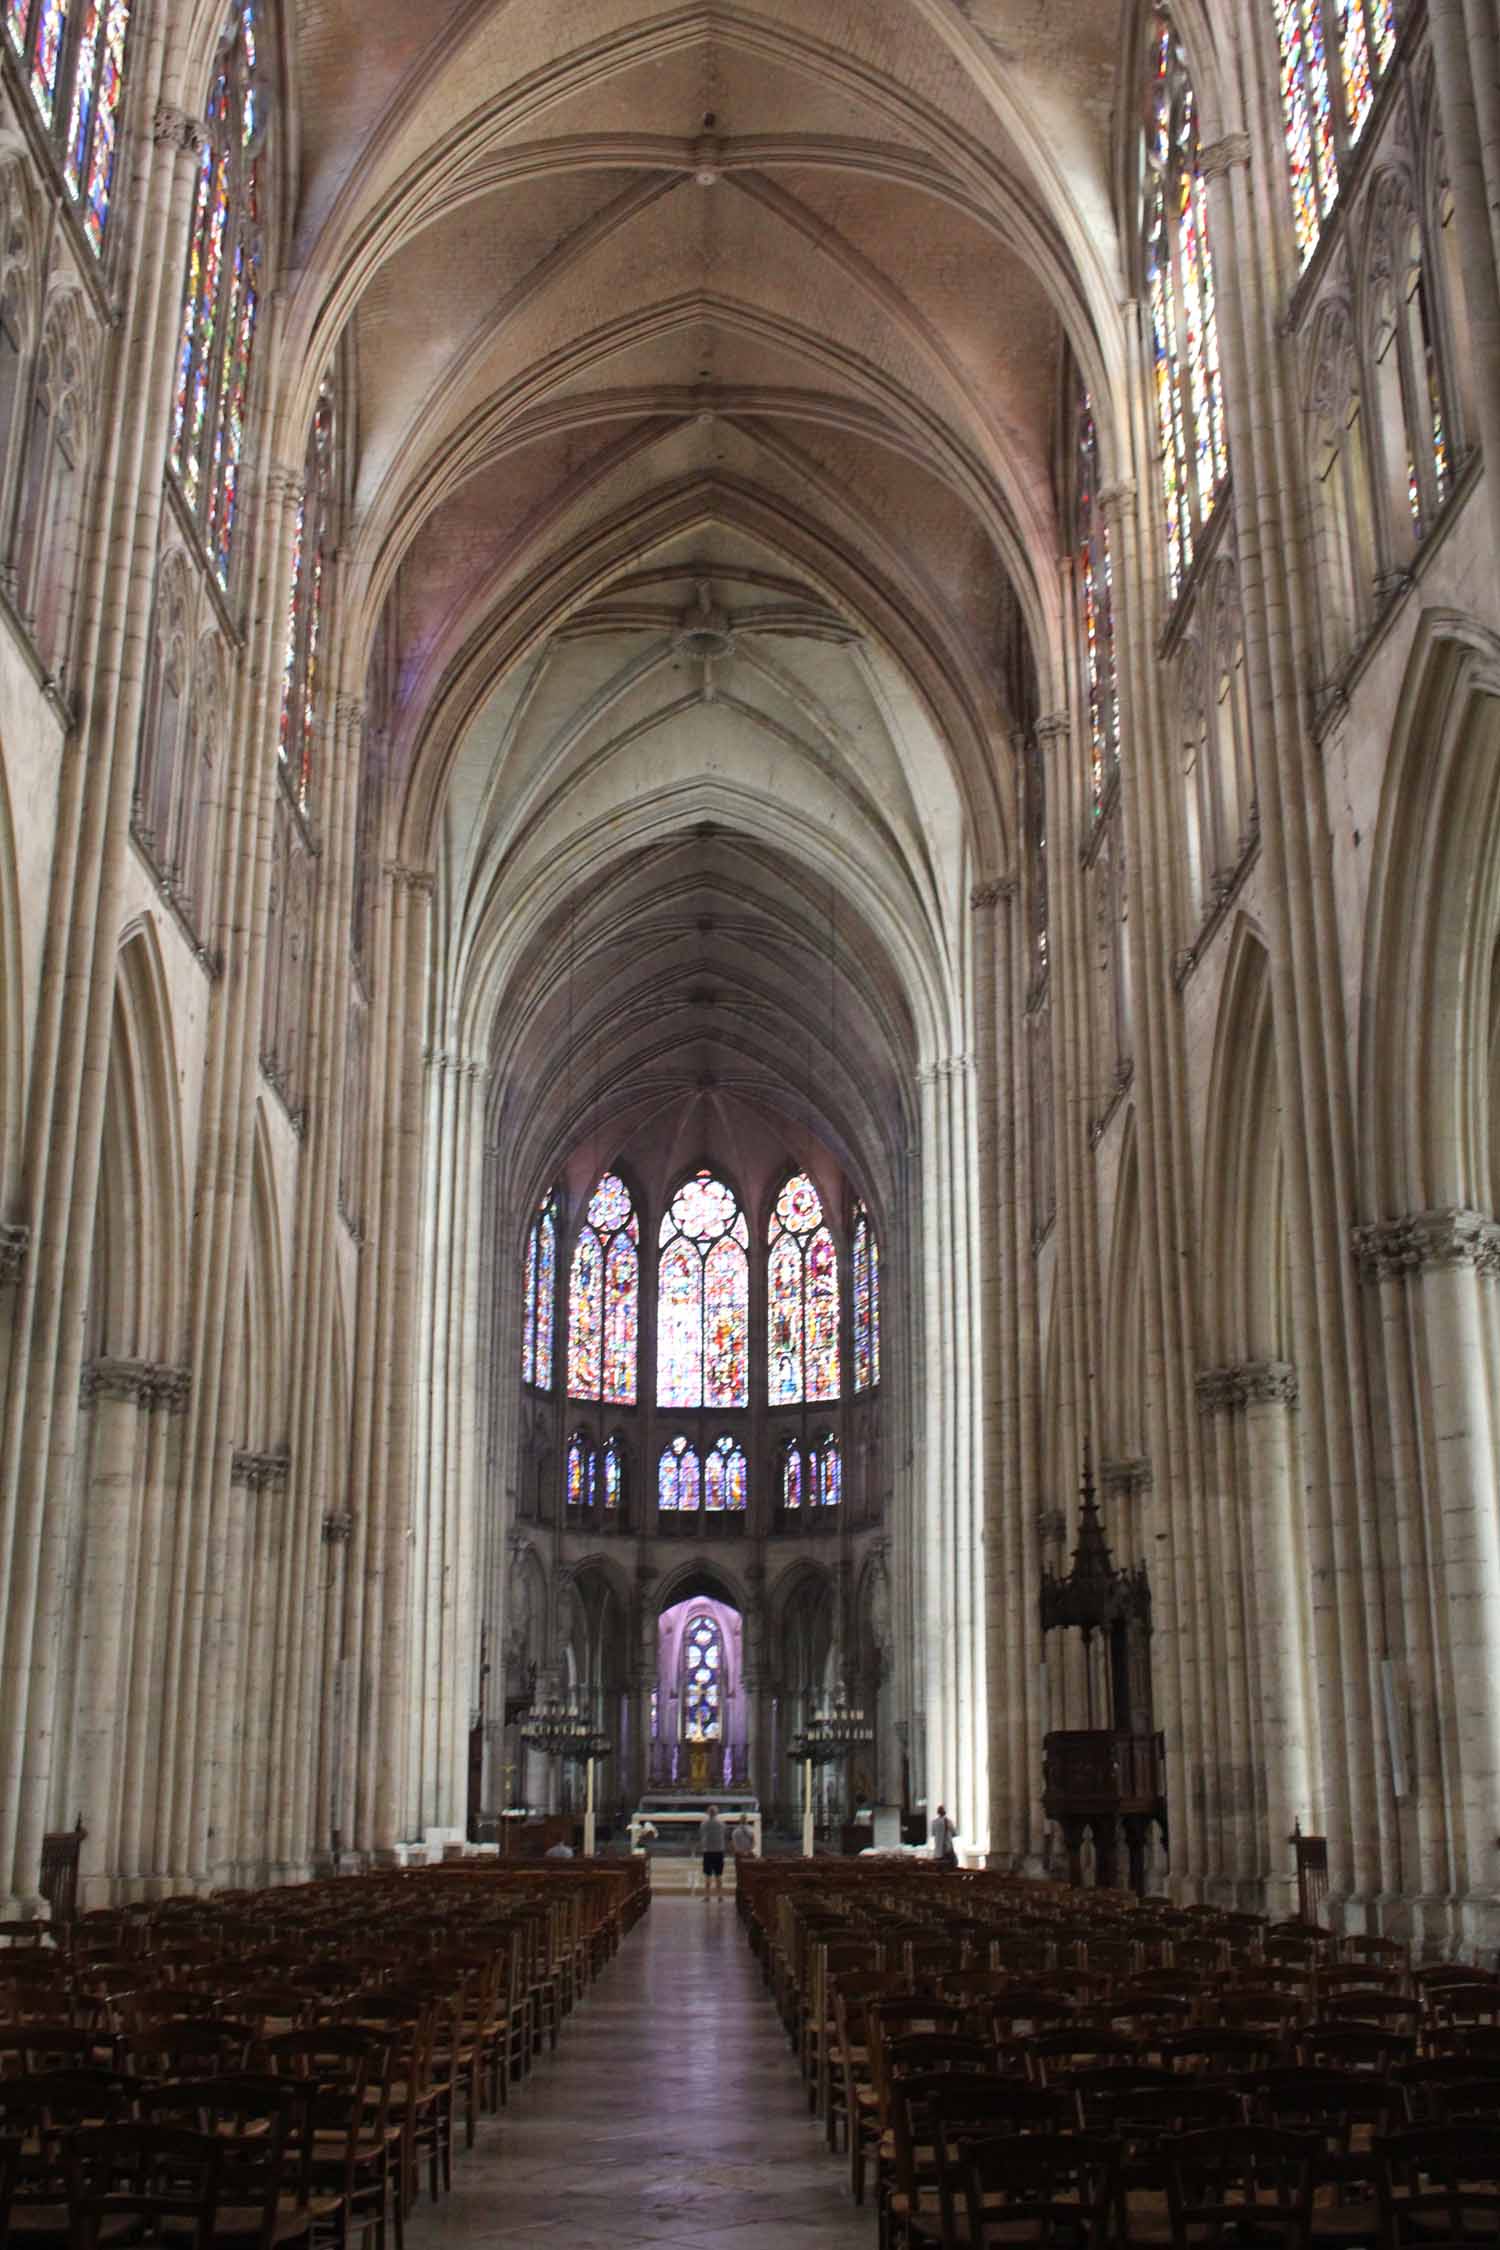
[417,1895,871,2250]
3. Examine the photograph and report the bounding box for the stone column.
[1355,1211,1500,1950]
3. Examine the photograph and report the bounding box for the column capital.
[231,1446,292,1491]
[152,104,209,155]
[1099,479,1136,523]
[81,1358,193,1411]
[969,879,1017,910]
[335,694,366,734]
[1353,1207,1500,1279]
[1035,709,1070,745]
[0,1220,28,1287]
[383,860,436,897]
[1196,1360,1298,1412]
[265,461,305,511]
[1199,132,1252,182]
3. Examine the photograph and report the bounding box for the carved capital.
[1035,709,1071,746]
[1196,1360,1298,1413]
[1099,1455,1153,1497]
[265,462,305,511]
[322,1509,353,1545]
[152,104,209,154]
[1199,132,1252,182]
[231,1446,291,1491]
[1354,1207,1500,1279]
[383,860,436,897]
[82,1358,192,1411]
[335,695,365,735]
[1098,479,1136,523]
[0,1220,28,1286]
[970,879,1018,910]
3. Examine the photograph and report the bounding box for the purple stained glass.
[782,1443,802,1509]
[522,1220,538,1385]
[658,1170,747,1408]
[815,1439,842,1509]
[568,1227,604,1398]
[30,0,64,119]
[570,1173,637,1403]
[658,1435,700,1513]
[7,0,30,54]
[684,1615,721,1742]
[705,1435,747,1513]
[767,1174,840,1405]
[566,1437,589,1507]
[853,1207,880,1391]
[522,1192,557,1391]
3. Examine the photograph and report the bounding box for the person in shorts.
[698,1803,727,1899]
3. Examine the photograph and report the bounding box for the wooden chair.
[66,2121,227,2250]
[1164,2125,1318,2250]
[1376,2124,1500,2249]
[1296,2024,1416,2076]
[961,2130,1117,2250]
[140,2075,306,2250]
[1093,2084,1245,2250]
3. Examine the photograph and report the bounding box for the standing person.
[698,1802,727,1901]
[729,1812,756,1862]
[930,1803,957,1868]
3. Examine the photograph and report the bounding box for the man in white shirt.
[929,1804,957,1867]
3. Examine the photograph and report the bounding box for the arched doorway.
[654,1593,745,1791]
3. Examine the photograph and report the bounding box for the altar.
[629,1794,762,1860]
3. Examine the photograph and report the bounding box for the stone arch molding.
[1360,614,1500,1217]
[89,924,189,1367]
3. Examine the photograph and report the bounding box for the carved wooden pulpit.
[1040,1467,1166,1894]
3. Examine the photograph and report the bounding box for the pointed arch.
[1101,1111,1146,1458]
[767,1170,840,1405]
[567,1168,638,1404]
[237,1103,285,1446]
[657,1167,748,1410]
[90,924,186,1359]
[1200,919,1288,1363]
[1360,616,1500,1215]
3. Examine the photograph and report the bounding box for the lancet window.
[1275,0,1398,264]
[767,1173,840,1405]
[781,1437,803,1509]
[1071,382,1119,816]
[7,0,131,250]
[852,1203,880,1392]
[1144,8,1228,599]
[171,0,265,585]
[568,1172,639,1404]
[280,375,334,811]
[704,1434,748,1513]
[602,1436,624,1511]
[132,553,225,952]
[683,1614,722,1741]
[657,1170,748,1409]
[565,1432,597,1509]
[812,1435,842,1508]
[657,1434,701,1513]
[522,1189,560,1392]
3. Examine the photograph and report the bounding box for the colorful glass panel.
[767,1173,841,1404]
[603,1438,622,1511]
[705,1435,747,1513]
[782,1442,802,1509]
[813,1438,842,1508]
[170,5,262,581]
[522,1221,538,1386]
[1076,389,1118,816]
[1144,10,1227,599]
[1276,0,1337,264]
[29,0,64,117]
[566,1437,590,1508]
[658,1435,700,1513]
[522,1191,558,1390]
[853,1206,880,1391]
[569,1172,638,1403]
[684,1615,721,1742]
[6,0,29,56]
[657,1170,748,1408]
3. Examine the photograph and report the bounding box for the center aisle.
[423,1894,870,2250]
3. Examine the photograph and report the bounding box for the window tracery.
[565,1431,597,1508]
[522,1189,559,1391]
[602,1435,624,1511]
[768,1173,840,1405]
[170,0,265,584]
[852,1203,880,1393]
[682,1613,721,1741]
[14,290,92,679]
[657,1433,701,1513]
[704,1433,748,1513]
[1144,8,1228,599]
[7,0,131,250]
[657,1169,748,1409]
[132,561,225,954]
[568,1172,639,1404]
[1071,381,1118,817]
[280,375,334,811]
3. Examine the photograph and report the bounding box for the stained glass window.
[8,0,133,248]
[1074,384,1119,816]
[704,1434,748,1513]
[603,1436,623,1511]
[768,1173,841,1404]
[565,1433,596,1508]
[1274,0,1396,265]
[658,1434,701,1513]
[852,1204,880,1392]
[521,1189,559,1390]
[657,1170,749,1408]
[280,377,334,810]
[1145,9,1228,600]
[781,1440,803,1509]
[568,1171,639,1403]
[812,1435,842,1508]
[683,1614,722,1742]
[170,2,264,582]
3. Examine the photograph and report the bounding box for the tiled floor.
[418,1894,871,2249]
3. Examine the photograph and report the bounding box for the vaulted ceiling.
[286,0,1134,1217]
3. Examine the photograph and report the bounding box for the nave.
[424,1898,866,2250]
